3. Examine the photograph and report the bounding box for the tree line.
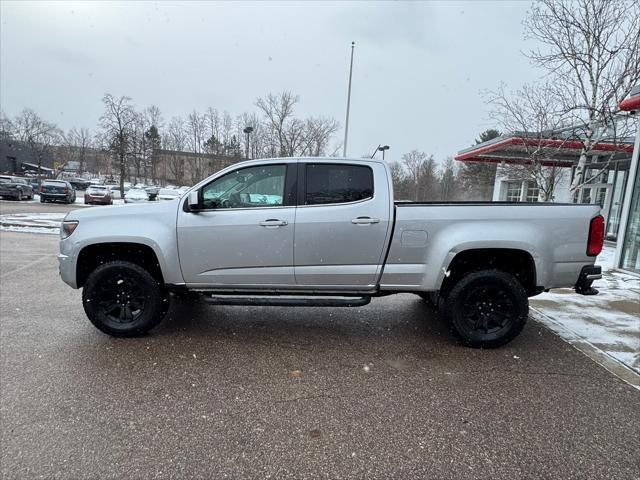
[0,91,342,195]
[388,129,501,202]
[1,91,498,200]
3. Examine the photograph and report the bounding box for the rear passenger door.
[294,161,392,287]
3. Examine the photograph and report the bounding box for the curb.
[530,307,640,391]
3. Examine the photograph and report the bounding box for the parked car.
[59,157,604,346]
[84,185,113,205]
[40,180,76,204]
[68,178,92,190]
[145,186,160,201]
[157,188,180,201]
[0,176,34,200]
[27,177,40,192]
[124,188,149,203]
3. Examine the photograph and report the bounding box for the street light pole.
[243,126,254,159]
[343,41,355,158]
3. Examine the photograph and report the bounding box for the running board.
[200,294,371,307]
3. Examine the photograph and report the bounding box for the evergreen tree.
[459,129,501,200]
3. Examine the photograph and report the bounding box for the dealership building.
[455,85,639,274]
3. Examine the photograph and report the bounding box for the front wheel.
[444,269,528,348]
[82,261,169,337]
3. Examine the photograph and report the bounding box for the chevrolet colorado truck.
[58,157,604,347]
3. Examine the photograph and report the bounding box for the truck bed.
[380,202,601,292]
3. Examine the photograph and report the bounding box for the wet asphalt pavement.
[1,201,639,479]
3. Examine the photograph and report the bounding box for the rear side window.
[305,164,373,205]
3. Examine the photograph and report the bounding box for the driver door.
[177,162,297,288]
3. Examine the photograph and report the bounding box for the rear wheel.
[82,261,169,337]
[444,269,528,348]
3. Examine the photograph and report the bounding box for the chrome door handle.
[259,219,288,227]
[351,216,380,225]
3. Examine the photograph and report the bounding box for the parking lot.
[1,199,639,479]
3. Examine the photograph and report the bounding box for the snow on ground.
[0,198,124,234]
[531,244,640,375]
[0,212,66,234]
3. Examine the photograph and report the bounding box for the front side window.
[305,163,373,205]
[201,164,286,209]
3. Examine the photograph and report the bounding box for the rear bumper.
[575,265,601,295]
[41,193,68,198]
[85,196,111,204]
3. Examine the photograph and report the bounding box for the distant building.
[0,139,55,174]
[154,149,242,186]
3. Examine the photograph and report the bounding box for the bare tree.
[142,105,163,183]
[439,157,459,201]
[185,110,207,184]
[62,127,92,175]
[401,150,430,201]
[99,94,137,196]
[301,117,340,156]
[486,83,572,201]
[256,91,299,157]
[12,109,61,181]
[0,111,14,142]
[204,107,222,155]
[221,111,234,154]
[524,0,640,193]
[165,116,187,186]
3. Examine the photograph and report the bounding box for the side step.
[200,294,372,307]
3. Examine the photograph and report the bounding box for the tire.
[82,261,170,337]
[40,196,45,203]
[443,269,528,348]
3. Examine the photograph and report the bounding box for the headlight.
[60,220,79,239]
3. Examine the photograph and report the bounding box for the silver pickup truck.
[59,157,604,347]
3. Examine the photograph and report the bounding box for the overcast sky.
[0,1,541,162]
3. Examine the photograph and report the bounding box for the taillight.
[63,188,68,193]
[39,186,44,193]
[587,215,604,256]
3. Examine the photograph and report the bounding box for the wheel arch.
[76,242,165,288]
[440,248,539,297]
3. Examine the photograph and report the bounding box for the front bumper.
[58,241,78,288]
[575,265,601,295]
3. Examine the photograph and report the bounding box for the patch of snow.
[0,212,65,234]
[0,225,59,235]
[531,245,640,375]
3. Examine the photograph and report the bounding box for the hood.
[65,198,179,221]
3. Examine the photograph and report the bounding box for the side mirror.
[188,190,200,211]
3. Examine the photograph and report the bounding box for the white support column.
[613,116,640,270]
